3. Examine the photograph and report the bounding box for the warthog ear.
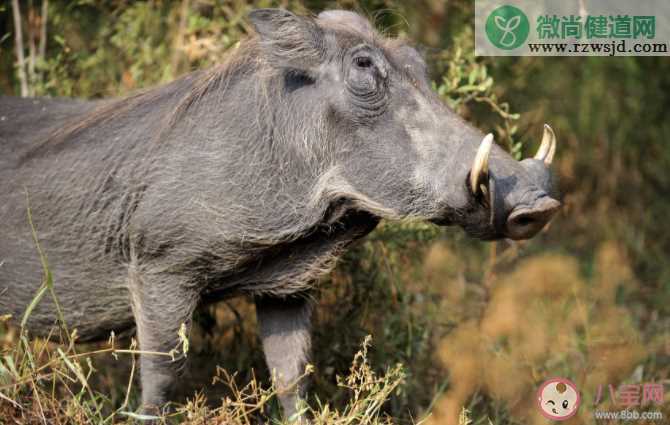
[249,9,325,72]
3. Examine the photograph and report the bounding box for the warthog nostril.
[505,197,561,240]
[512,215,536,227]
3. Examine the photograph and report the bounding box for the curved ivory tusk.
[470,133,493,194]
[535,124,556,165]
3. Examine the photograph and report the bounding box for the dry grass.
[0,205,405,424]
[0,319,406,424]
[424,242,670,425]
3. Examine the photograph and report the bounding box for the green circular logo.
[485,5,529,50]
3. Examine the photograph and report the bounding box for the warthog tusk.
[535,124,556,165]
[470,133,493,195]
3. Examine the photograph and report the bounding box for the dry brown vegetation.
[425,242,670,425]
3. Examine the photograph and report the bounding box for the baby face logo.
[537,378,581,420]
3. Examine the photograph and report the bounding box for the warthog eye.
[344,45,388,117]
[354,56,373,69]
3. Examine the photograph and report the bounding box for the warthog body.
[0,9,559,418]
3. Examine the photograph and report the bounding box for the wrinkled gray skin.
[0,9,559,420]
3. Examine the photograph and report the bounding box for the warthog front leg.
[256,295,312,422]
[128,269,198,415]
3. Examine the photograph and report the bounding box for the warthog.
[0,9,560,419]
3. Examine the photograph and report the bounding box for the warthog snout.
[505,196,561,240]
[466,124,561,240]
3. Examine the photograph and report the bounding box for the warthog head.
[249,9,560,240]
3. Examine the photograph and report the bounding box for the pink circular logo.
[537,377,581,421]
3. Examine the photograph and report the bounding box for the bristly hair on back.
[20,37,266,163]
[22,11,412,163]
